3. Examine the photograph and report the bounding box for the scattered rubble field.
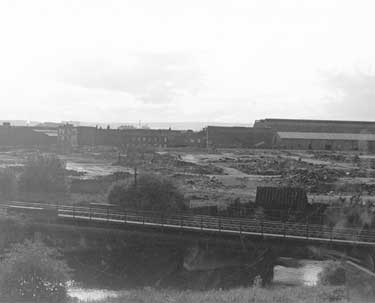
[1,147,375,208]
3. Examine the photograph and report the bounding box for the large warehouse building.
[254,118,375,134]
[254,118,375,152]
[273,132,375,152]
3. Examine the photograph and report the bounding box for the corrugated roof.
[277,132,375,141]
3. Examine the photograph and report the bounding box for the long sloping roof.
[259,118,375,125]
[277,132,375,141]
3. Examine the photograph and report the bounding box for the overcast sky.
[1,0,375,124]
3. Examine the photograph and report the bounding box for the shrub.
[319,262,346,286]
[0,167,17,199]
[0,240,71,302]
[324,203,374,229]
[108,174,186,212]
[18,153,68,194]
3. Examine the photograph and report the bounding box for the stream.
[67,259,325,301]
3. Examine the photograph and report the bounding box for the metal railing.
[2,201,375,246]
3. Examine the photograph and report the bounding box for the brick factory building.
[0,123,57,147]
[205,126,275,149]
[73,126,169,150]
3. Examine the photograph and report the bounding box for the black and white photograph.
[0,0,375,302]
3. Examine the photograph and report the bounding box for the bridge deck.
[2,201,375,246]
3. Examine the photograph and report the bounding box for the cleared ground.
[1,147,375,207]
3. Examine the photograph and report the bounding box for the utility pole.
[134,166,138,188]
[206,126,209,152]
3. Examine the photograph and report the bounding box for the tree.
[108,174,186,212]
[18,154,68,194]
[0,240,71,302]
[0,167,17,199]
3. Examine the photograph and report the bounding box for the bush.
[0,240,71,302]
[324,203,374,229]
[18,154,68,194]
[319,262,346,286]
[0,167,17,199]
[108,174,186,212]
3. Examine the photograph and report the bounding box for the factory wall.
[206,126,275,148]
[166,130,205,148]
[0,126,57,147]
[273,137,368,151]
[76,126,97,146]
[76,127,169,149]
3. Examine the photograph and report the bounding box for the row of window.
[122,136,167,142]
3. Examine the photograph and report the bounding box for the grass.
[71,285,348,303]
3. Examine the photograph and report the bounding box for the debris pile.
[228,155,314,176]
[335,182,375,195]
[183,176,224,189]
[116,152,224,175]
[282,168,342,193]
[175,160,224,175]
[312,151,351,162]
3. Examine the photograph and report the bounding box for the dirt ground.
[1,147,375,208]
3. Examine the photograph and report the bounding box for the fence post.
[239,220,242,235]
[201,216,203,231]
[219,215,222,232]
[73,205,75,219]
[283,220,286,238]
[261,214,264,236]
[89,205,92,220]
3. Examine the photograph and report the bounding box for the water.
[68,286,123,301]
[67,260,325,301]
[273,260,325,286]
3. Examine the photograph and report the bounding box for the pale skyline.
[1,0,375,123]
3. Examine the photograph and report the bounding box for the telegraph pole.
[134,166,138,188]
[206,126,209,152]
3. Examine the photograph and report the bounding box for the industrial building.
[60,125,275,150]
[0,123,57,147]
[166,130,205,148]
[205,126,275,149]
[69,126,169,150]
[3,118,375,153]
[254,118,375,134]
[273,132,375,152]
[57,124,78,152]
